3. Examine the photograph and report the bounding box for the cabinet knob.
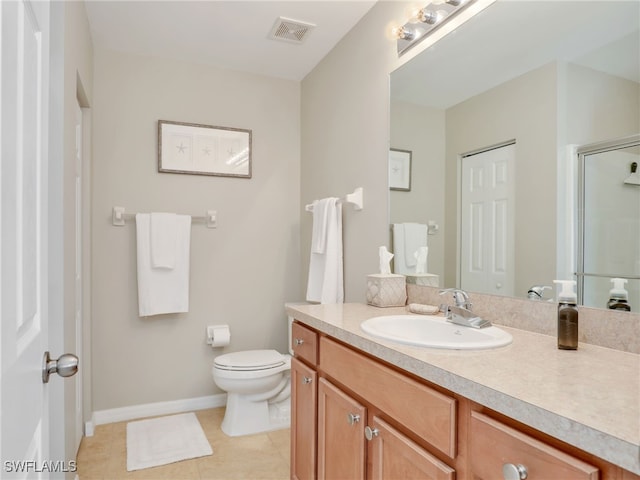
[294,338,304,346]
[503,463,528,480]
[364,426,379,441]
[347,413,361,425]
[302,376,313,385]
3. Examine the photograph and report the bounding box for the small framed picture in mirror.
[389,148,412,191]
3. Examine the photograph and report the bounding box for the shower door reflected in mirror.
[578,136,640,312]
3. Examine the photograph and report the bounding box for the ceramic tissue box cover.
[367,274,407,307]
[406,273,440,287]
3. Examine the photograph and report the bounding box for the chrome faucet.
[439,288,473,310]
[527,285,552,301]
[439,289,491,329]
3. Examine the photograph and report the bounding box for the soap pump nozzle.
[553,280,577,304]
[609,278,629,300]
[608,278,631,311]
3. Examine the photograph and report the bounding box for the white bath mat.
[126,412,213,471]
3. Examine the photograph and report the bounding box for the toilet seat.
[214,349,285,371]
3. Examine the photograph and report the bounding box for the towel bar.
[112,207,217,228]
[305,187,364,212]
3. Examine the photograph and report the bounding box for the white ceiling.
[391,1,640,109]
[84,0,377,82]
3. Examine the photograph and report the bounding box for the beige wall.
[565,62,640,144]
[91,49,301,410]
[301,2,410,300]
[389,100,446,281]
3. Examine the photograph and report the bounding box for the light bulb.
[392,25,415,41]
[416,8,448,24]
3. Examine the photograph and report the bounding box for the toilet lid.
[214,349,285,371]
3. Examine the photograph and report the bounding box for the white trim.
[84,394,227,436]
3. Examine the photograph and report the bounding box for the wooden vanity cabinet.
[317,377,366,479]
[367,416,455,480]
[290,320,640,480]
[291,322,319,480]
[291,357,317,480]
[317,376,455,480]
[317,336,457,479]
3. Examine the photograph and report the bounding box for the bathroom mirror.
[389,0,640,309]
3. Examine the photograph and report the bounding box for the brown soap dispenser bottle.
[553,280,578,350]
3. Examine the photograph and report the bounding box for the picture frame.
[389,148,412,191]
[158,120,252,178]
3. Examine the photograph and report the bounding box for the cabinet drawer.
[470,411,599,480]
[291,322,318,366]
[319,337,456,458]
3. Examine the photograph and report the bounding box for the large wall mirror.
[389,0,639,311]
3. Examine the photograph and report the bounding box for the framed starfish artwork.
[158,120,252,178]
[389,148,412,191]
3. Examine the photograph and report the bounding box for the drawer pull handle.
[294,338,304,346]
[502,463,528,480]
[364,426,379,441]
[302,376,313,385]
[347,413,361,425]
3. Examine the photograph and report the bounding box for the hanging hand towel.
[306,198,344,304]
[392,223,427,275]
[136,213,191,317]
[403,223,428,267]
[310,199,330,254]
[151,213,178,269]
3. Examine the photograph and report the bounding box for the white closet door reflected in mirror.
[460,143,515,297]
[578,135,640,312]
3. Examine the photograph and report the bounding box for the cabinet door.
[318,378,366,480]
[367,416,455,480]
[291,357,317,480]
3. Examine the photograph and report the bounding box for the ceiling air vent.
[269,17,315,44]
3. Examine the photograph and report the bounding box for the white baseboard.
[84,394,227,436]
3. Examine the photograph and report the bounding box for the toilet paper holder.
[206,325,231,347]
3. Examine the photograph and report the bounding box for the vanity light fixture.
[394,0,490,56]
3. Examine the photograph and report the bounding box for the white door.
[1,0,74,473]
[74,102,84,452]
[460,144,515,296]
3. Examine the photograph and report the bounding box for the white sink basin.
[360,315,513,350]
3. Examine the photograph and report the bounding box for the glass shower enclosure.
[577,135,640,312]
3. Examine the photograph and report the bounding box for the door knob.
[364,426,379,441]
[302,376,313,384]
[42,351,79,383]
[502,463,528,480]
[347,413,361,425]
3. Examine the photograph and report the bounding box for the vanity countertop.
[286,302,640,475]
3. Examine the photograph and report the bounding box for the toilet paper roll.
[208,325,231,347]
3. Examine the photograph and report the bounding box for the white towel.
[310,200,330,254]
[151,213,177,269]
[403,223,427,266]
[306,198,344,304]
[136,213,191,317]
[392,223,428,275]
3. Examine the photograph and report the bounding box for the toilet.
[212,317,294,437]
